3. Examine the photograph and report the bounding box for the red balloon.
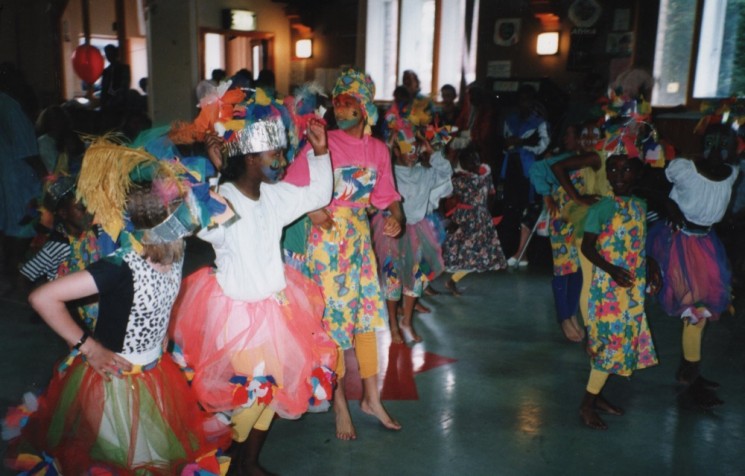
[72,45,105,84]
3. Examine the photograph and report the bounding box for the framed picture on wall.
[567,27,597,72]
[606,32,633,57]
[612,9,631,31]
[494,19,521,46]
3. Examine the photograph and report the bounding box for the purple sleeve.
[369,140,401,210]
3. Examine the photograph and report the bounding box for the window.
[366,0,477,101]
[200,30,274,82]
[653,0,745,107]
[204,33,226,80]
[692,0,745,98]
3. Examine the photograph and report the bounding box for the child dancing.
[529,124,593,342]
[6,141,226,474]
[171,92,338,474]
[551,124,611,328]
[284,68,403,440]
[372,124,453,344]
[647,122,739,408]
[579,150,660,430]
[442,145,507,295]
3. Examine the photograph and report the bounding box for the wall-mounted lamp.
[536,32,559,55]
[295,39,313,59]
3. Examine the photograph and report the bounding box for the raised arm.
[551,151,602,206]
[275,119,333,226]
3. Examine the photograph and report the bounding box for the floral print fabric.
[549,171,584,276]
[306,201,387,350]
[586,196,658,376]
[442,166,506,272]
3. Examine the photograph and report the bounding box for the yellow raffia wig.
[76,137,180,241]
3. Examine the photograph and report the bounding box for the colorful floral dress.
[549,170,585,276]
[58,229,101,330]
[287,129,400,351]
[442,164,506,272]
[584,196,658,376]
[372,150,452,300]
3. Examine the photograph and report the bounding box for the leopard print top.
[121,252,182,355]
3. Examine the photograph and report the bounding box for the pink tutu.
[372,213,445,299]
[648,222,732,321]
[170,265,337,419]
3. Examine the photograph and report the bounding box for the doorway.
[200,28,275,82]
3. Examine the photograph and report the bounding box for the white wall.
[147,0,200,125]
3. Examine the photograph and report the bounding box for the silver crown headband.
[223,119,288,158]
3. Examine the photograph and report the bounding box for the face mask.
[261,155,285,183]
[336,116,362,131]
[262,164,284,183]
[334,95,364,131]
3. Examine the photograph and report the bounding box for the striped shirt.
[20,232,70,282]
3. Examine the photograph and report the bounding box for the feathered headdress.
[599,91,667,167]
[168,81,246,145]
[284,81,328,144]
[694,98,745,155]
[76,137,201,253]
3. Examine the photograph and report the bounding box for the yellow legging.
[577,237,593,327]
[682,319,706,362]
[231,403,276,442]
[335,331,378,379]
[451,270,470,283]
[586,368,609,395]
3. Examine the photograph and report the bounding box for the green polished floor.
[2,255,744,475]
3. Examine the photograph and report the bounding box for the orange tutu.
[171,265,337,419]
[6,356,228,475]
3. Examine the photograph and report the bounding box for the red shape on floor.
[343,333,457,401]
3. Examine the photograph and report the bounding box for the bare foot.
[400,322,423,343]
[580,405,608,430]
[595,394,624,415]
[361,398,401,431]
[445,279,461,296]
[424,286,440,296]
[389,327,405,345]
[415,302,431,313]
[334,397,357,440]
[560,319,582,342]
[570,315,586,340]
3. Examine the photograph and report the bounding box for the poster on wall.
[487,60,512,78]
[493,19,521,46]
[566,27,597,72]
